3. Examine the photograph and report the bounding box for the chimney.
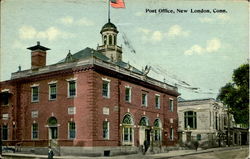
[27,41,50,69]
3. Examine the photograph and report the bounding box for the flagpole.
[108,0,110,22]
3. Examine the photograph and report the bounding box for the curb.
[152,146,249,159]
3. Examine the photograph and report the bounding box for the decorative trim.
[48,81,57,84]
[30,84,39,87]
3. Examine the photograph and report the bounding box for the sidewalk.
[2,145,249,159]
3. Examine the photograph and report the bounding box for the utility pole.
[227,106,230,147]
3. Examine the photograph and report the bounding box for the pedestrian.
[48,146,54,159]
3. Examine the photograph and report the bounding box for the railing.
[49,139,61,156]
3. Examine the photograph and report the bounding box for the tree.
[217,63,249,126]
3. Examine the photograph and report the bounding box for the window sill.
[1,104,10,107]
[103,96,110,99]
[67,96,76,99]
[31,101,39,103]
[49,99,56,101]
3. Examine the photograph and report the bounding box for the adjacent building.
[0,20,179,156]
[178,98,249,147]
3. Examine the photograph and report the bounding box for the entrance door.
[49,127,58,139]
[47,117,58,140]
[145,129,150,143]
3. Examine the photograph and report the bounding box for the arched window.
[109,35,113,45]
[104,35,107,45]
[139,117,149,126]
[153,119,162,141]
[122,114,134,145]
[184,111,197,129]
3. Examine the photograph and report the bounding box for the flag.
[110,0,125,8]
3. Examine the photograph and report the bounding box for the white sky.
[0,0,249,99]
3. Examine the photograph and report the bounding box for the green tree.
[217,63,249,125]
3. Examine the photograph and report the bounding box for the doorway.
[48,117,58,139]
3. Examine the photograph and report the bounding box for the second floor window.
[31,86,39,102]
[169,99,174,112]
[125,87,131,102]
[141,93,147,106]
[155,95,160,109]
[68,81,76,97]
[102,80,110,98]
[1,92,9,105]
[49,84,57,100]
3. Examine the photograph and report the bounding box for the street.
[167,147,249,159]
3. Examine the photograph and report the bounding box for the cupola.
[97,20,122,62]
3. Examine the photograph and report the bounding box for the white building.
[177,98,226,145]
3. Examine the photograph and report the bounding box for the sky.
[0,0,249,100]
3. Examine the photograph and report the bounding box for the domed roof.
[102,22,117,30]
[101,21,118,33]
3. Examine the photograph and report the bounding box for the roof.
[58,47,143,74]
[101,21,118,34]
[58,47,109,63]
[178,98,215,103]
[102,22,117,30]
[27,41,50,51]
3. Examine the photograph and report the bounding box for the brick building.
[0,21,179,156]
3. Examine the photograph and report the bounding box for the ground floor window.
[68,122,76,139]
[2,125,8,140]
[32,123,38,139]
[103,121,109,139]
[153,119,162,141]
[170,128,174,140]
[122,114,134,145]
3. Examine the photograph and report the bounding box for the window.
[103,121,109,139]
[154,119,162,141]
[68,107,76,115]
[170,128,174,140]
[102,80,110,98]
[114,35,117,45]
[2,125,8,140]
[125,87,131,103]
[155,95,160,109]
[68,80,76,97]
[68,122,76,139]
[2,114,8,120]
[32,123,38,139]
[109,35,113,45]
[49,83,57,100]
[169,99,174,112]
[31,86,39,102]
[141,93,147,106]
[139,117,149,126]
[104,35,107,45]
[197,134,201,141]
[184,111,197,129]
[31,111,38,118]
[122,114,134,145]
[1,92,9,105]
